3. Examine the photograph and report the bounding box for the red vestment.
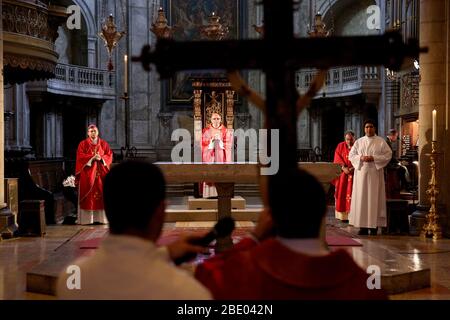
[201,124,231,163]
[195,238,388,300]
[333,141,354,216]
[201,125,231,197]
[75,138,113,211]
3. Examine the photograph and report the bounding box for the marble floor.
[1,198,450,300]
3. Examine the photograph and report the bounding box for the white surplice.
[348,135,392,228]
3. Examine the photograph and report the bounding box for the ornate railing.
[296,66,381,98]
[54,63,114,89]
[28,63,116,99]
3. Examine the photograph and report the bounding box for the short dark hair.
[267,169,326,238]
[363,119,376,127]
[344,130,355,138]
[103,160,166,234]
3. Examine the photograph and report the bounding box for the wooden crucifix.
[134,0,424,250]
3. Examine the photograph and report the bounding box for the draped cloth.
[201,124,231,198]
[75,137,113,224]
[333,142,354,220]
[348,135,392,228]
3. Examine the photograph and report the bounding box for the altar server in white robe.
[348,120,392,236]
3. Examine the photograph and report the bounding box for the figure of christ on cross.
[134,0,424,249]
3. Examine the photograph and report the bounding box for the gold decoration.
[421,141,443,240]
[193,90,203,121]
[225,90,235,129]
[307,12,331,38]
[98,14,126,71]
[205,91,224,126]
[200,12,229,40]
[151,7,174,39]
[4,54,55,73]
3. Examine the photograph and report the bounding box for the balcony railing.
[27,63,116,100]
[296,66,381,98]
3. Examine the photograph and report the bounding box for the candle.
[432,109,437,141]
[124,54,128,95]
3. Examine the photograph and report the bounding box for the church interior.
[1,0,450,301]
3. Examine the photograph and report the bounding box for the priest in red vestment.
[75,125,113,225]
[333,131,355,221]
[201,112,232,198]
[195,169,388,300]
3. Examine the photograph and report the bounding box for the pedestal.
[215,183,234,253]
[0,206,17,239]
[410,204,429,236]
[18,200,46,237]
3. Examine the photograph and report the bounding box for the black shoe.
[62,215,77,225]
[92,221,107,225]
[357,228,369,235]
[369,228,378,235]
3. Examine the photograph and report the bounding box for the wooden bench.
[5,159,74,224]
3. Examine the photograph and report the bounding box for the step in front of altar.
[26,226,430,297]
[187,196,246,210]
[165,208,262,222]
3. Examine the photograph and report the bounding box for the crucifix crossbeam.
[135,32,420,78]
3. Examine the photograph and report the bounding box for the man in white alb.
[348,120,392,236]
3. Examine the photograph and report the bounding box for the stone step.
[187,196,246,210]
[165,208,262,222]
[166,183,261,198]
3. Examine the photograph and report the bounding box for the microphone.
[174,217,235,265]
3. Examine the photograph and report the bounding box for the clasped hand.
[361,155,374,162]
[93,152,102,161]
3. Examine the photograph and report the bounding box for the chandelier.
[200,12,229,40]
[151,7,174,39]
[98,14,126,71]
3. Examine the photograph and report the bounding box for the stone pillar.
[0,1,16,239]
[87,36,97,68]
[411,0,450,236]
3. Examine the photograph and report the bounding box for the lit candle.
[124,54,128,95]
[432,109,437,141]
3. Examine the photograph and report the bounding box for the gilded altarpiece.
[166,0,243,104]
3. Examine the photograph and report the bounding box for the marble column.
[0,2,16,239]
[411,0,450,236]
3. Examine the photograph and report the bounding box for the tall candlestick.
[432,109,437,141]
[124,54,128,95]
